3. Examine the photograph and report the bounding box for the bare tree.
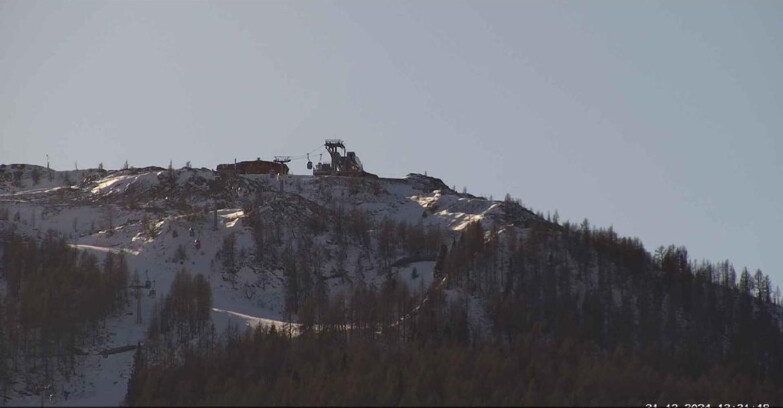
[104,205,115,236]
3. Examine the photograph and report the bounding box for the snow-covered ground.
[0,164,533,406]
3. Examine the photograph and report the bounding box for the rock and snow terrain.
[0,163,535,406]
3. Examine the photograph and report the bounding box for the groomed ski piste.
[0,164,536,406]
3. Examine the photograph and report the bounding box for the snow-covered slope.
[0,165,537,406]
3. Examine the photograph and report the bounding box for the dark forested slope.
[126,199,783,406]
[0,230,129,400]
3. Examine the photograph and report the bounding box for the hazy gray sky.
[2,1,781,285]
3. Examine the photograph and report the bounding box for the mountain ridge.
[2,162,782,405]
[0,163,531,405]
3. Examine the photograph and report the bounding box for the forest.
[0,230,129,400]
[125,198,783,406]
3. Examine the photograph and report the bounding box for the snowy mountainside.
[0,164,537,406]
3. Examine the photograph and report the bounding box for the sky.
[1,0,782,286]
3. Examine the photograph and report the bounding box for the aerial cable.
[275,144,327,162]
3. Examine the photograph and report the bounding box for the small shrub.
[172,244,188,263]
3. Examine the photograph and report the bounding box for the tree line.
[125,197,783,405]
[125,249,782,405]
[0,230,129,398]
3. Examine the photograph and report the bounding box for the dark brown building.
[216,159,289,176]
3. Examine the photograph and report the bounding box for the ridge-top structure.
[313,139,366,176]
[216,158,289,176]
